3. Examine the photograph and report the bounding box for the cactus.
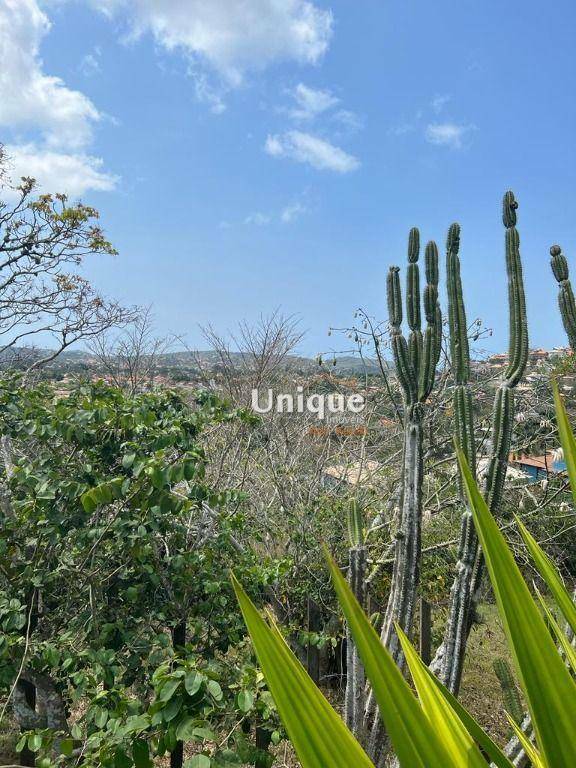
[550,244,576,351]
[347,498,364,547]
[433,191,528,694]
[493,658,524,728]
[364,230,442,764]
[344,500,366,741]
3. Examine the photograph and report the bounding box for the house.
[322,459,380,489]
[508,451,566,481]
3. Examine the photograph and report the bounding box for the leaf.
[185,671,205,696]
[132,739,152,768]
[396,626,497,768]
[28,733,42,752]
[236,690,254,713]
[231,573,374,768]
[80,489,97,513]
[176,716,197,741]
[516,518,576,636]
[458,449,576,767]
[326,553,467,768]
[160,678,182,702]
[553,379,576,506]
[398,643,514,768]
[207,679,223,701]
[507,717,544,768]
[535,588,576,673]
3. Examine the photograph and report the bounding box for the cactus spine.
[364,230,442,764]
[344,499,366,740]
[550,245,576,351]
[434,191,528,694]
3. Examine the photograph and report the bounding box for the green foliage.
[0,378,279,765]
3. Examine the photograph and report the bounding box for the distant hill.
[1,346,387,376]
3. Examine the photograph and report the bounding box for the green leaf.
[160,678,182,702]
[80,489,97,513]
[236,690,254,713]
[132,739,152,768]
[60,738,74,757]
[185,671,205,696]
[553,379,576,506]
[326,553,465,768]
[458,448,576,768]
[231,573,374,768]
[517,517,576,636]
[176,717,197,741]
[28,733,42,752]
[396,626,511,768]
[207,679,223,701]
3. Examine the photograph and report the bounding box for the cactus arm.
[502,192,528,387]
[434,193,528,695]
[387,265,418,404]
[419,241,442,401]
[550,245,576,351]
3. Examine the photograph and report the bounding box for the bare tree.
[89,306,176,394]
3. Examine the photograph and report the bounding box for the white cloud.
[0,0,101,149]
[265,130,359,173]
[431,94,451,114]
[0,1,116,197]
[281,201,306,222]
[6,144,119,196]
[425,122,475,149]
[245,211,271,226]
[90,0,333,85]
[287,83,339,120]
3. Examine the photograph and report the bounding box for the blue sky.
[1,0,575,356]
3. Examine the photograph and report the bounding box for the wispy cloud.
[265,130,360,173]
[425,122,475,149]
[79,47,102,77]
[286,83,339,121]
[281,201,307,223]
[431,94,451,114]
[245,212,271,226]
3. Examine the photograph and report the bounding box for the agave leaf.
[396,626,514,768]
[326,551,466,768]
[458,450,576,767]
[516,517,576,636]
[553,378,576,506]
[507,716,544,768]
[535,587,576,673]
[230,574,374,768]
[395,626,487,768]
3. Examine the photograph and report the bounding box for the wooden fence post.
[307,598,321,684]
[419,597,432,665]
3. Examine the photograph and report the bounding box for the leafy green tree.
[0,378,279,767]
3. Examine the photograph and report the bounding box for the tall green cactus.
[364,230,442,764]
[344,499,366,740]
[434,191,528,694]
[550,244,576,351]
